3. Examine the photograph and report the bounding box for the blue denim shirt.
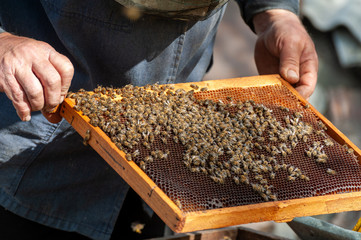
[0,1,298,239]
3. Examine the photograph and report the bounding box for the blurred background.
[203,0,361,239]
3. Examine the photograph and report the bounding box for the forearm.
[252,9,302,35]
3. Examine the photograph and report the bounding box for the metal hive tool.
[60,75,361,232]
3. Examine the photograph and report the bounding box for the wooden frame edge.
[180,191,361,233]
[60,100,186,232]
[59,74,361,233]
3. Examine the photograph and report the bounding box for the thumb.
[41,105,62,123]
[279,43,301,85]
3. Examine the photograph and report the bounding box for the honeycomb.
[68,83,361,213]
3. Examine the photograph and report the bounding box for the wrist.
[253,9,300,35]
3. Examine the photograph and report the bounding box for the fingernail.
[287,69,299,81]
[60,96,64,103]
[24,115,31,122]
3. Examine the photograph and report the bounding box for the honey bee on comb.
[67,82,358,207]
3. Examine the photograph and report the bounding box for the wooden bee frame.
[60,74,361,232]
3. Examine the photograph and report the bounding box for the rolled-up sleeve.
[235,0,299,31]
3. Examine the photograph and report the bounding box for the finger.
[2,73,32,121]
[293,40,318,99]
[294,78,314,101]
[279,39,302,85]
[41,105,62,124]
[49,51,74,102]
[254,38,279,75]
[14,67,45,111]
[296,51,318,99]
[32,59,62,112]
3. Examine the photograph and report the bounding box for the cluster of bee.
[304,140,339,175]
[305,141,328,163]
[68,83,342,202]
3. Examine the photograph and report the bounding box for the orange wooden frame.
[60,74,361,232]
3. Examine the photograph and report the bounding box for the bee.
[284,116,291,124]
[231,165,242,174]
[260,193,269,201]
[317,120,327,130]
[286,148,292,155]
[287,176,296,181]
[305,149,313,158]
[294,112,303,118]
[139,161,146,171]
[326,168,336,175]
[258,165,268,173]
[190,84,199,90]
[260,179,268,185]
[281,150,287,157]
[271,149,279,156]
[144,155,153,162]
[304,104,310,109]
[254,174,264,181]
[269,172,276,179]
[190,167,200,173]
[318,153,328,160]
[161,137,168,144]
[269,194,278,201]
[269,136,278,142]
[240,175,249,184]
[83,129,91,146]
[300,174,307,180]
[142,141,150,149]
[254,142,262,150]
[233,176,240,185]
[223,161,231,169]
[175,199,182,209]
[226,96,233,102]
[324,138,334,147]
[183,160,191,168]
[279,106,290,112]
[218,177,225,184]
[125,153,133,161]
[264,145,271,153]
[252,183,264,193]
[130,222,145,234]
[316,157,327,164]
[315,130,326,137]
[273,164,281,171]
[198,167,207,175]
[200,87,208,92]
[73,104,81,112]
